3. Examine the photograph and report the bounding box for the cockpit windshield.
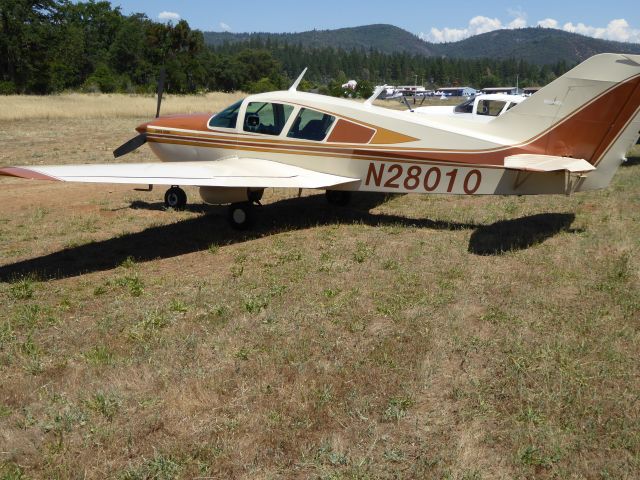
[209,99,243,129]
[454,98,474,114]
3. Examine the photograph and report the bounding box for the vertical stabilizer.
[493,54,640,190]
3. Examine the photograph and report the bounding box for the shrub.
[0,81,17,95]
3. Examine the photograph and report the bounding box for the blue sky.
[111,1,640,43]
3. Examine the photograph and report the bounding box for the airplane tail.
[492,53,640,191]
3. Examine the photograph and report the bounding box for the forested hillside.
[0,1,605,95]
[212,38,569,91]
[204,24,436,56]
[205,24,640,66]
[437,28,640,64]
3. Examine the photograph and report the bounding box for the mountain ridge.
[205,24,435,56]
[203,24,640,65]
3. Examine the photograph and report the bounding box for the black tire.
[228,202,254,230]
[326,190,351,206]
[164,186,187,210]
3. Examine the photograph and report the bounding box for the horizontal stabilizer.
[0,158,360,189]
[504,154,596,173]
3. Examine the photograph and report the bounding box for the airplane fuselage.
[142,65,640,197]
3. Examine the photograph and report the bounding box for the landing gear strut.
[228,202,255,230]
[326,189,351,206]
[164,186,187,210]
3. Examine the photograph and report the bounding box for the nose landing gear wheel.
[164,186,187,210]
[228,202,254,230]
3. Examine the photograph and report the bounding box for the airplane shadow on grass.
[0,193,577,280]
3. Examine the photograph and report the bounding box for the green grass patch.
[8,276,36,300]
[115,274,144,297]
[84,345,114,366]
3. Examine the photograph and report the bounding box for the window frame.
[476,99,508,117]
[210,99,343,143]
[454,98,475,114]
[285,107,338,142]
[207,99,244,131]
[241,101,295,137]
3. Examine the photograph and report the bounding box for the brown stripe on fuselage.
[148,131,512,165]
[146,135,508,169]
[533,75,640,163]
[590,77,640,165]
[593,103,640,167]
[147,113,213,132]
[147,133,498,165]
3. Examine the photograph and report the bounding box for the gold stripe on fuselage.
[145,133,508,170]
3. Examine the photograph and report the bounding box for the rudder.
[492,54,640,190]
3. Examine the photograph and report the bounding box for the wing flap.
[504,154,596,173]
[0,158,359,189]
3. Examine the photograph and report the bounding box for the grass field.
[0,94,638,479]
[0,92,246,121]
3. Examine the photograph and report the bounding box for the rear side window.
[209,100,243,128]
[243,102,294,136]
[287,108,336,141]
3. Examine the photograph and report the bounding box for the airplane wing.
[0,157,360,189]
[504,154,596,173]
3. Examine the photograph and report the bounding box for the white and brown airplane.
[2,53,639,229]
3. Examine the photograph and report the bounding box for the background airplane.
[2,54,639,229]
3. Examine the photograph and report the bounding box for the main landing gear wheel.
[326,190,351,206]
[164,186,187,210]
[228,202,254,230]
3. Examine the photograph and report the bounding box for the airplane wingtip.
[0,167,60,181]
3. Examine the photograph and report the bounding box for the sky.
[111,1,640,43]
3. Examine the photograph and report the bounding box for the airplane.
[414,93,527,121]
[1,53,639,230]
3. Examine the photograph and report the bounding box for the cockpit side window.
[454,98,474,114]
[243,102,294,136]
[209,99,243,129]
[286,108,336,141]
[477,100,507,116]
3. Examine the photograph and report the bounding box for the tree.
[355,79,373,99]
[248,77,277,93]
[0,0,59,92]
[236,49,281,90]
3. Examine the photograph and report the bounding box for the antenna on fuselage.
[289,68,308,92]
[365,85,387,106]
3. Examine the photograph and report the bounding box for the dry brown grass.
[0,92,245,120]
[0,92,456,121]
[0,97,638,479]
